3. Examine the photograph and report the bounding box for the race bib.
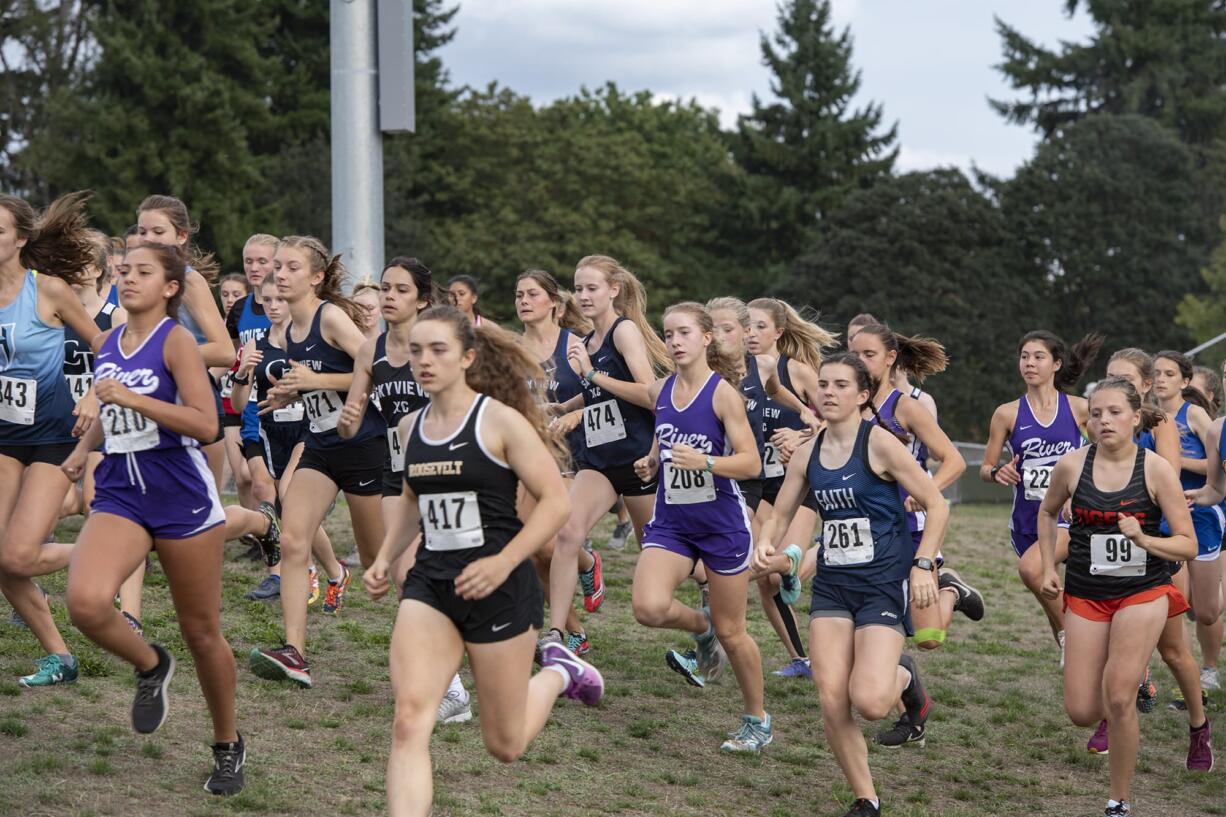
[387,426,405,472]
[823,517,874,566]
[303,389,343,433]
[218,372,234,400]
[1023,465,1053,501]
[1090,533,1148,577]
[420,491,484,551]
[0,375,36,425]
[272,402,305,423]
[663,460,715,505]
[66,373,92,405]
[584,399,626,447]
[101,404,159,453]
[763,442,784,478]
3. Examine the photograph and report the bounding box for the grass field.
[0,503,1221,817]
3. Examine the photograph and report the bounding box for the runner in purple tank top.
[60,242,245,796]
[981,330,1101,665]
[630,303,769,753]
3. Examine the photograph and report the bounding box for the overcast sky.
[437,0,1095,177]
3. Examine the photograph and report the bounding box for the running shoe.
[1058,630,1066,669]
[322,566,352,615]
[840,799,881,817]
[539,641,604,706]
[122,611,144,637]
[1188,718,1214,772]
[699,581,710,611]
[1170,690,1210,712]
[566,631,590,656]
[249,644,312,688]
[779,544,803,605]
[1136,668,1158,713]
[898,654,930,730]
[204,733,245,796]
[720,713,773,754]
[308,566,320,605]
[18,654,78,688]
[665,649,705,688]
[437,688,473,724]
[875,714,926,748]
[608,520,633,551]
[581,537,593,554]
[1104,803,1130,817]
[694,609,729,682]
[342,550,362,568]
[937,567,985,621]
[534,627,564,665]
[256,501,281,566]
[579,551,605,613]
[1202,666,1221,692]
[245,574,281,602]
[1087,719,1109,754]
[132,644,175,734]
[240,535,263,562]
[772,657,812,679]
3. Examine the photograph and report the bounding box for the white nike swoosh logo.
[734,552,746,558]
[1018,424,1033,431]
[304,344,316,351]
[97,353,111,359]
[842,474,854,481]
[191,506,207,513]
[449,442,468,451]
[358,480,374,487]
[491,622,511,632]
[656,404,667,410]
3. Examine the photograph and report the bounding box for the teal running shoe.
[666,649,705,688]
[694,608,728,682]
[780,544,803,605]
[721,713,773,753]
[19,654,78,688]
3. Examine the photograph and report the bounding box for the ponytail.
[855,322,947,383]
[576,255,671,374]
[663,302,743,388]
[1019,330,1104,391]
[0,191,96,286]
[278,236,367,327]
[747,297,837,372]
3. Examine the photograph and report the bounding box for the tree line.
[4,0,1226,439]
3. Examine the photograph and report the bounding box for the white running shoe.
[437,688,473,724]
[1202,666,1221,692]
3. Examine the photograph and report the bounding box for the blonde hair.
[576,255,671,374]
[245,233,279,249]
[351,276,380,299]
[664,302,742,388]
[277,236,366,326]
[747,297,837,372]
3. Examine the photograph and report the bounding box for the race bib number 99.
[1090,533,1148,577]
[823,517,874,566]
[420,491,484,551]
[584,399,626,447]
[303,389,343,433]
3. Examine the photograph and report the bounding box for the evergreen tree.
[1177,216,1226,368]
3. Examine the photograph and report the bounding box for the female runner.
[981,331,1101,661]
[0,191,100,687]
[363,306,602,817]
[1039,377,1200,817]
[350,277,382,340]
[248,237,385,687]
[631,303,769,752]
[448,274,487,327]
[754,353,948,817]
[61,242,244,795]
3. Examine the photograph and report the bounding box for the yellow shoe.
[307,566,321,606]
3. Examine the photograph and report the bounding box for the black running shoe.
[874,714,926,748]
[132,644,175,734]
[204,733,246,796]
[240,535,263,562]
[840,798,881,817]
[898,653,930,729]
[255,502,281,566]
[938,568,984,621]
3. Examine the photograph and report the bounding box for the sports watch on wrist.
[912,557,935,572]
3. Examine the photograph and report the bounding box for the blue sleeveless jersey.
[95,318,198,454]
[648,373,751,534]
[63,300,118,405]
[105,283,120,307]
[577,317,655,470]
[286,302,382,449]
[233,295,272,442]
[874,389,928,534]
[544,329,586,462]
[808,421,911,586]
[762,355,805,435]
[741,355,767,456]
[1173,402,1207,491]
[1008,393,1082,538]
[0,271,77,444]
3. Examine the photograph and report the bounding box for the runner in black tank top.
[1037,378,1204,816]
[361,306,603,816]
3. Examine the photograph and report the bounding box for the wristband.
[705,455,714,473]
[583,368,597,384]
[232,372,250,385]
[990,464,1002,481]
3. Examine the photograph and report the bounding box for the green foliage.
[1178,215,1226,369]
[786,169,1032,438]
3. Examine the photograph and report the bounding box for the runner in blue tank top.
[1153,350,1226,696]
[709,296,822,679]
[982,330,1100,664]
[628,303,768,753]
[754,353,949,817]
[516,270,594,660]
[541,256,670,651]
[60,241,246,795]
[249,236,385,689]
[850,322,983,669]
[0,191,105,689]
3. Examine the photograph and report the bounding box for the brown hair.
[820,351,908,442]
[1092,376,1164,433]
[663,302,743,388]
[417,305,568,468]
[854,322,947,384]
[1108,348,1157,405]
[386,256,444,310]
[1155,349,1215,415]
[1018,330,1104,391]
[848,312,879,336]
[748,297,837,372]
[576,255,671,373]
[277,235,366,326]
[0,190,96,286]
[1194,365,1223,417]
[126,241,187,319]
[517,269,592,335]
[137,194,220,283]
[219,273,248,292]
